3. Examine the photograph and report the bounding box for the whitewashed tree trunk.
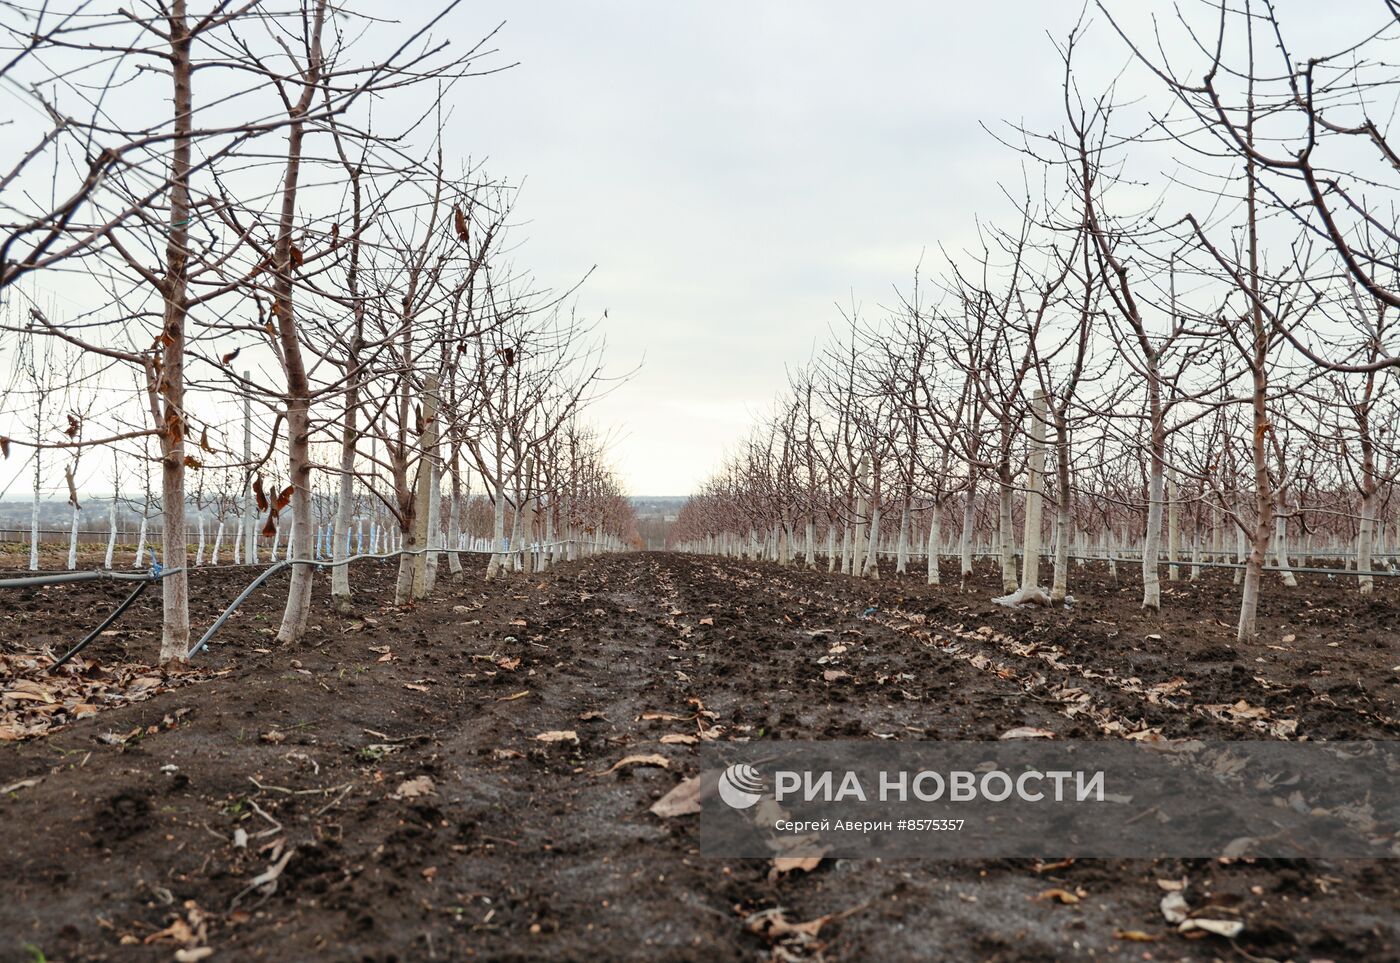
[211,520,225,565]
[446,486,463,576]
[1274,512,1297,587]
[540,499,554,572]
[1141,464,1164,612]
[241,372,256,565]
[105,487,118,569]
[1358,490,1376,595]
[852,461,869,577]
[29,454,41,571]
[196,515,206,566]
[1166,472,1180,581]
[66,502,80,571]
[997,479,1016,593]
[485,477,508,580]
[959,477,975,579]
[134,513,148,569]
[423,455,443,590]
[926,502,941,585]
[864,500,882,580]
[411,376,441,599]
[1020,389,1047,591]
[1233,523,1246,587]
[331,429,356,610]
[895,504,910,575]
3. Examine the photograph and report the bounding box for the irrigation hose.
[0,566,185,590]
[46,580,152,673]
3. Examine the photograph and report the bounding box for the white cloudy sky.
[438,0,1354,495]
[0,1,1365,500]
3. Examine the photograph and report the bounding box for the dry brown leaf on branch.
[601,753,669,775]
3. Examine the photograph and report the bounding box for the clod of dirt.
[92,790,152,843]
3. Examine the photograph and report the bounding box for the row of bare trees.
[0,1,634,662]
[671,1,1400,641]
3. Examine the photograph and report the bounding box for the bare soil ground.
[1,552,1397,962]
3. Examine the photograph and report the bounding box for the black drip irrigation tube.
[0,563,183,673]
[48,579,152,671]
[1,539,601,668]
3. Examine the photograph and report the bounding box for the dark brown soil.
[1,552,1397,961]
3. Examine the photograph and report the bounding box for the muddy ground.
[1,552,1397,962]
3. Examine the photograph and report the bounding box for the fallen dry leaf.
[496,690,530,702]
[602,753,669,774]
[1035,888,1080,905]
[1114,929,1159,942]
[1000,726,1056,740]
[650,776,703,817]
[822,669,850,682]
[1178,918,1243,939]
[535,729,579,744]
[1160,891,1190,924]
[391,775,436,800]
[660,733,698,745]
[1,776,42,794]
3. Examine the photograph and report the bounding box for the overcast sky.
[2,1,1362,500]
[444,0,1114,495]
[438,0,1374,496]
